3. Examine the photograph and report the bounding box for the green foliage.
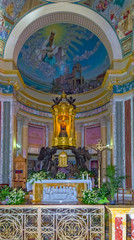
[55,172,67,180]
[105,164,125,201]
[7,188,26,205]
[98,182,110,199]
[98,197,109,204]
[82,165,125,204]
[82,189,99,204]
[27,170,50,184]
[0,185,11,201]
[82,188,109,205]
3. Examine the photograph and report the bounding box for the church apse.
[17,23,110,95]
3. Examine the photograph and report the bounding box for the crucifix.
[86,139,112,188]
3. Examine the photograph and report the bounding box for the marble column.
[125,99,131,188]
[16,116,23,156]
[1,99,13,185]
[132,96,134,189]
[100,117,107,180]
[22,118,29,159]
[107,101,113,165]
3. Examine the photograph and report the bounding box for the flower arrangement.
[82,189,99,204]
[27,170,50,184]
[82,188,109,205]
[7,188,26,205]
[75,170,95,179]
[55,172,67,180]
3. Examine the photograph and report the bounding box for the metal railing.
[0,205,105,240]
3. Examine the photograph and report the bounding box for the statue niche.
[59,115,68,138]
[52,91,76,148]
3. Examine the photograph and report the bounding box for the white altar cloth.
[27,179,92,192]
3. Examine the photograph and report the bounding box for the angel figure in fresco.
[5,1,14,18]
[0,10,8,40]
[0,11,4,32]
[36,31,65,65]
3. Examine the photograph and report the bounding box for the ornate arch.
[4,2,122,63]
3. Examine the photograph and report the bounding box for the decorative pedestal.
[106,206,134,240]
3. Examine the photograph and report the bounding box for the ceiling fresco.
[17,23,110,95]
[0,0,133,57]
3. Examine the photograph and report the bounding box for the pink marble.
[131,219,134,239]
[125,100,131,188]
[28,124,46,147]
[84,124,101,146]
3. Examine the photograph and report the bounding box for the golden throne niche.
[52,92,76,149]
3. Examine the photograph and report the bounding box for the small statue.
[71,146,91,170]
[66,96,76,109]
[52,96,62,108]
[59,118,68,137]
[38,146,57,171]
[72,187,77,200]
[50,158,59,178]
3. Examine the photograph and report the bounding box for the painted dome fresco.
[17,23,110,95]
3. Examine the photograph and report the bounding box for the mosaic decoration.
[84,0,133,40]
[116,3,134,40]
[17,102,52,118]
[0,84,13,93]
[121,34,132,56]
[0,0,26,56]
[113,80,134,94]
[17,23,110,94]
[17,101,109,119]
[0,206,105,240]
[76,104,108,118]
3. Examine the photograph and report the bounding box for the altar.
[27,179,92,202]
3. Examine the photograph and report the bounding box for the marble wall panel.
[2,102,10,184]
[125,99,131,188]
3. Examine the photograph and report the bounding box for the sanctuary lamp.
[52,91,76,149]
